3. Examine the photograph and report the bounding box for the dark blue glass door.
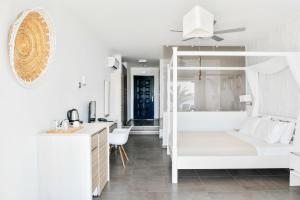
[134,76,154,119]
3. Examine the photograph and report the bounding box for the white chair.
[109,126,133,168]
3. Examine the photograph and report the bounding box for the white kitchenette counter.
[37,121,115,200]
[40,122,116,136]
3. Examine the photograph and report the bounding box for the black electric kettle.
[67,109,80,123]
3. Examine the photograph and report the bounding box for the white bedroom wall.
[160,58,169,117]
[0,1,111,200]
[109,55,122,126]
[159,59,165,119]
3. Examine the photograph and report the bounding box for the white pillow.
[239,117,260,135]
[264,121,286,144]
[279,122,295,144]
[253,120,292,144]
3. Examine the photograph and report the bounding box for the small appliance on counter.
[98,118,107,122]
[47,118,83,134]
[88,101,96,123]
[67,109,82,124]
[98,118,114,122]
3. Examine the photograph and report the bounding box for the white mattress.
[228,131,292,156]
[178,131,292,156]
[178,131,257,156]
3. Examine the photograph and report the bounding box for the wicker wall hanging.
[9,8,55,87]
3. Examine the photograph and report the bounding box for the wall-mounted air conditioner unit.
[107,57,120,70]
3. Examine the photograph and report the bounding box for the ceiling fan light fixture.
[183,5,214,39]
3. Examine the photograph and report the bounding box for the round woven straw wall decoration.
[9,8,55,87]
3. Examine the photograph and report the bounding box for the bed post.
[172,47,178,183]
[167,64,170,155]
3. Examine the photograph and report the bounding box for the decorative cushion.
[264,121,286,144]
[254,119,293,144]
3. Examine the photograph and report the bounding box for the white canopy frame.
[168,47,300,183]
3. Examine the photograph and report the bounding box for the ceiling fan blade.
[214,27,246,34]
[211,35,224,42]
[182,37,194,42]
[170,29,183,33]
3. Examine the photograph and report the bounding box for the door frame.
[129,67,159,120]
[133,75,154,120]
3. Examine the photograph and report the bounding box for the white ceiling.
[61,0,300,62]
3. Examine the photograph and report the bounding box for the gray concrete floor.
[99,135,300,200]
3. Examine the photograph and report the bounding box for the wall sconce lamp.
[78,76,87,88]
[239,95,252,106]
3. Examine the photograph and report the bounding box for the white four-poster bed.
[167,47,300,183]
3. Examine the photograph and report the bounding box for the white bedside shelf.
[290,152,300,186]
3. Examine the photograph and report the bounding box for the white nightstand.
[290,152,300,186]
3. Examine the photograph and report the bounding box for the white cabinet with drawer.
[91,133,99,191]
[290,152,300,186]
[38,122,113,200]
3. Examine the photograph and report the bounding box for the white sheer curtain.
[246,69,259,116]
[286,53,300,149]
[246,57,288,116]
[246,54,300,150]
[258,68,299,118]
[287,53,300,87]
[247,56,300,117]
[249,57,287,74]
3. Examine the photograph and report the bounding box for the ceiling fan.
[170,21,246,42]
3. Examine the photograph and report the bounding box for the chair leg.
[121,145,129,161]
[118,146,126,168]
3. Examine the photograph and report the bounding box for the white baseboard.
[159,129,163,138]
[130,131,159,135]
